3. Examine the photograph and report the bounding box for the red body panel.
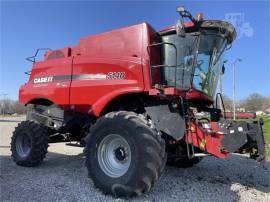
[19,22,212,116]
[20,23,154,115]
[187,122,229,158]
[20,57,72,108]
[70,56,144,115]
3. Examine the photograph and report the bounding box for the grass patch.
[260,115,270,159]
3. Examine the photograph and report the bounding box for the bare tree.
[0,99,13,114]
[11,101,29,114]
[0,99,29,115]
[239,93,270,112]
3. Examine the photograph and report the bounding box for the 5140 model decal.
[106,72,125,79]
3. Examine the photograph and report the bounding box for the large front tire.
[85,111,166,197]
[11,120,49,167]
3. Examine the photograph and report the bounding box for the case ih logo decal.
[33,76,53,84]
[33,72,125,84]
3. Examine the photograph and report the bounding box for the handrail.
[24,70,31,75]
[147,42,178,87]
[26,48,51,63]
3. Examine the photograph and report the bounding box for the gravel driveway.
[0,116,269,201]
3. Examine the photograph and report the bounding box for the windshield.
[157,32,228,97]
[192,34,227,97]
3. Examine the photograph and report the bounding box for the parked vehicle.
[11,6,265,197]
[224,112,256,119]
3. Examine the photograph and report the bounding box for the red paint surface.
[186,121,229,158]
[19,22,211,116]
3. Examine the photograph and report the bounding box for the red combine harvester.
[12,7,265,197]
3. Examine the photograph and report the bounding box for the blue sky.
[1,0,269,100]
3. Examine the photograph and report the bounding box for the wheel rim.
[97,134,131,178]
[15,133,31,158]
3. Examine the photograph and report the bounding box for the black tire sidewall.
[12,129,34,162]
[87,118,146,193]
[11,121,48,166]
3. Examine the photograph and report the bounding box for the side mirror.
[222,65,225,74]
[176,19,186,37]
[176,6,186,37]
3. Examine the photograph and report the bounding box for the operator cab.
[148,7,236,103]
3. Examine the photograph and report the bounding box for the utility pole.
[0,93,8,115]
[233,58,242,120]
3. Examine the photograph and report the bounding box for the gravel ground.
[0,116,269,202]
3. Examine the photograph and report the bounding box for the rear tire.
[11,120,49,167]
[85,111,166,197]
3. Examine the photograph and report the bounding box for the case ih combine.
[11,7,265,197]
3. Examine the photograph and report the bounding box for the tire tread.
[11,120,49,167]
[85,111,167,197]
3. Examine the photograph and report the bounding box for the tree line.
[222,93,270,112]
[0,99,30,114]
